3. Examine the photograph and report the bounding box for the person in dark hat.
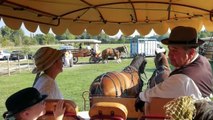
[2,87,65,120]
[135,26,213,112]
[161,26,213,98]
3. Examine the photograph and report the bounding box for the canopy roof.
[0,0,213,35]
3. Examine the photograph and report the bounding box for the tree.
[96,32,110,43]
[0,26,13,40]
[22,36,37,45]
[55,30,75,40]
[34,34,45,45]
[76,31,91,39]
[44,33,56,44]
[11,29,25,46]
[1,37,14,47]
[21,45,31,55]
[118,35,127,43]
[198,31,212,38]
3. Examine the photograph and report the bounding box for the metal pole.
[27,55,30,71]
[18,56,20,73]
[7,57,10,76]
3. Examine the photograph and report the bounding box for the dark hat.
[4,87,47,117]
[161,26,204,47]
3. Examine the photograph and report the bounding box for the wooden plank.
[145,97,173,116]
[90,97,143,119]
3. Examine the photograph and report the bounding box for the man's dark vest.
[170,55,213,97]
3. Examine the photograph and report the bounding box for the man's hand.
[135,97,145,112]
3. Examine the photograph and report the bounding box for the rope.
[123,66,141,94]
[32,72,41,86]
[164,96,196,120]
[110,72,125,95]
[104,73,119,96]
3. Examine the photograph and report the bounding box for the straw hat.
[32,47,64,74]
[161,26,204,47]
[4,87,47,118]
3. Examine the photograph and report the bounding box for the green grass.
[0,57,155,115]
[0,43,153,115]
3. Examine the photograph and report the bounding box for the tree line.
[0,26,212,48]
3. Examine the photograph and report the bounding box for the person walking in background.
[2,87,65,120]
[79,43,82,50]
[86,44,91,50]
[32,47,64,99]
[135,26,213,111]
[63,50,73,67]
[68,50,73,67]
[93,43,99,54]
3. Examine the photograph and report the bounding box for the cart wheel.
[73,57,78,64]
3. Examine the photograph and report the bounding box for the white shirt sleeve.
[34,74,63,99]
[139,74,202,102]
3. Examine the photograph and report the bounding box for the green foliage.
[1,38,14,47]
[23,36,37,45]
[76,31,91,39]
[0,26,13,39]
[34,34,45,45]
[21,46,32,55]
[198,31,213,38]
[44,33,56,44]
[117,35,127,43]
[55,30,76,40]
[2,26,213,48]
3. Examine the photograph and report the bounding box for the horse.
[89,54,147,97]
[101,46,128,63]
[147,49,171,88]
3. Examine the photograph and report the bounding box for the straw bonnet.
[32,47,64,74]
[161,26,204,47]
[4,87,47,118]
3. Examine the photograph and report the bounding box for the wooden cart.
[60,39,101,64]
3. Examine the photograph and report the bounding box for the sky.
[0,18,155,38]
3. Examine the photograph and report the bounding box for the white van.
[0,50,11,60]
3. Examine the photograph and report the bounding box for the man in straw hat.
[3,87,65,120]
[135,26,213,112]
[32,47,64,99]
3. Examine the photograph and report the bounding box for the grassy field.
[0,56,155,115]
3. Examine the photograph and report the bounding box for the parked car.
[0,50,11,60]
[10,50,25,60]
